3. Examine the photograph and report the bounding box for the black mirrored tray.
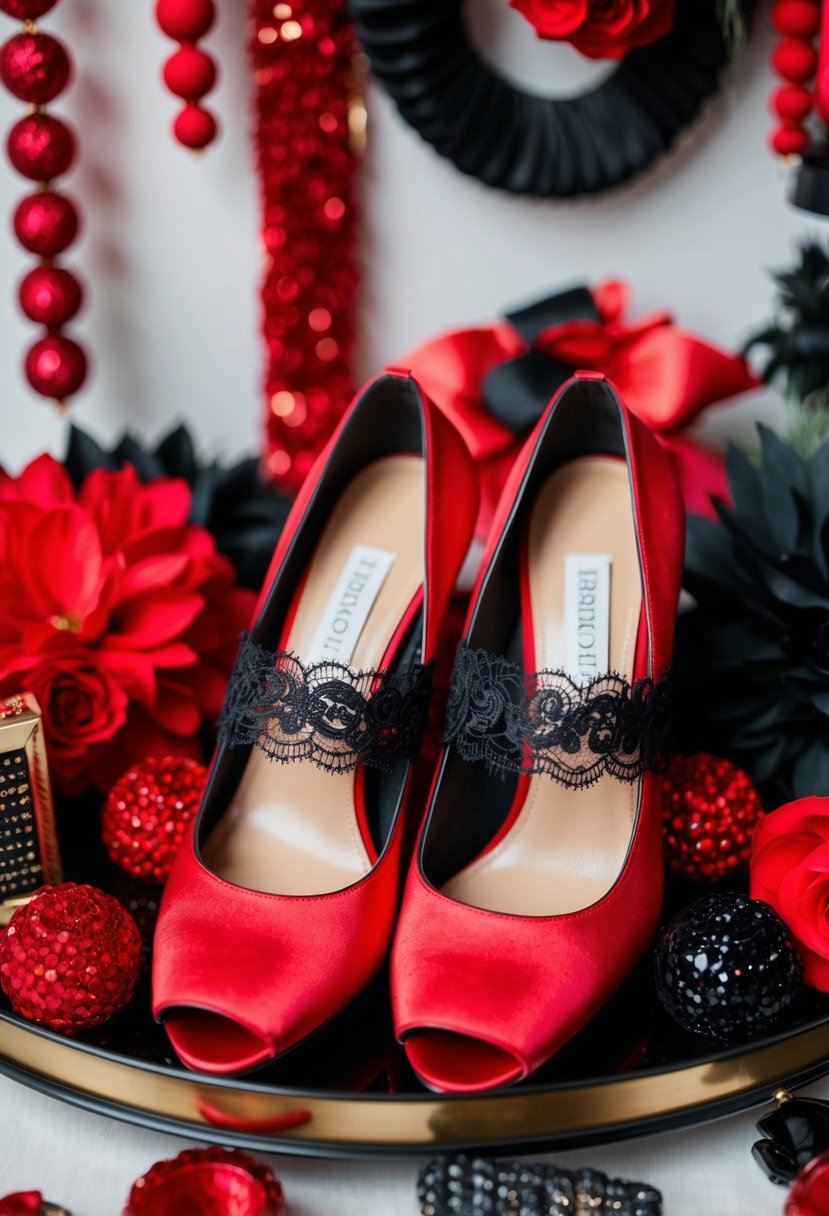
[1,797,828,1159]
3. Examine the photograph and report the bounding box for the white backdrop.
[0,1,815,472]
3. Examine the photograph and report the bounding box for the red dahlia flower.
[510,0,675,60]
[0,454,255,793]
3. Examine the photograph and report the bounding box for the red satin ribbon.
[403,278,759,532]
[0,1195,44,1216]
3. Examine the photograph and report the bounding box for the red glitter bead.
[0,883,141,1033]
[7,114,75,181]
[0,32,71,104]
[772,0,821,39]
[772,83,813,121]
[25,333,87,398]
[661,753,765,883]
[786,1150,829,1216]
[102,756,207,885]
[772,39,819,82]
[173,101,217,148]
[124,1147,286,1216]
[13,190,79,255]
[0,0,58,16]
[19,265,82,327]
[771,124,810,155]
[155,0,215,41]
[163,44,217,99]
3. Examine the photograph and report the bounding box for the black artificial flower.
[676,424,829,798]
[64,423,290,591]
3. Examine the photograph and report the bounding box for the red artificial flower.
[0,454,255,793]
[750,797,829,992]
[510,0,675,59]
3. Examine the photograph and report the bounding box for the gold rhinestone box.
[0,693,62,925]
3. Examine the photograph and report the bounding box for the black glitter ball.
[654,893,803,1042]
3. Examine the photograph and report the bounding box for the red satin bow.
[403,278,759,533]
[0,1195,44,1216]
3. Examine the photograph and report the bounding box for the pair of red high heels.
[152,369,684,1093]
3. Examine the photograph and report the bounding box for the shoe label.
[306,544,397,664]
[564,553,612,685]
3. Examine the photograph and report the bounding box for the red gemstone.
[155,0,215,41]
[7,114,75,181]
[772,83,813,120]
[19,266,83,327]
[25,333,87,399]
[13,190,79,255]
[124,1147,285,1216]
[772,0,822,39]
[102,756,207,885]
[772,39,819,81]
[0,32,71,104]
[173,101,217,148]
[163,44,217,99]
[786,1150,829,1216]
[0,0,58,16]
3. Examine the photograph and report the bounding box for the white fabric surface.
[1,1070,826,1214]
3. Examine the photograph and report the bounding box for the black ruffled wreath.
[348,0,752,198]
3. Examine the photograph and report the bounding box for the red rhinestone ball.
[102,756,207,885]
[662,753,765,882]
[7,114,75,182]
[0,883,141,1033]
[0,32,71,105]
[0,0,58,16]
[13,191,79,255]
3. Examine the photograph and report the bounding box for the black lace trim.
[217,633,433,774]
[443,643,672,788]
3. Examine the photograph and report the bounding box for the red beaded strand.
[769,0,823,156]
[251,0,365,493]
[0,0,87,405]
[155,0,219,150]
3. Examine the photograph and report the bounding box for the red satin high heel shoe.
[391,373,684,1093]
[152,371,478,1074]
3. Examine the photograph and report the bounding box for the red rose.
[750,797,829,991]
[0,454,255,792]
[509,0,675,59]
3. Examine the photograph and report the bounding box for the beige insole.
[203,456,426,895]
[442,458,642,916]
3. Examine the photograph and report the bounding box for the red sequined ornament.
[0,883,141,1033]
[13,190,78,254]
[102,756,207,885]
[786,1149,829,1216]
[252,0,364,492]
[124,1146,286,1216]
[0,0,57,15]
[25,333,87,398]
[662,753,765,882]
[19,264,82,326]
[6,113,74,180]
[0,31,69,102]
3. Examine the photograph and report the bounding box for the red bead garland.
[768,0,824,157]
[252,0,365,492]
[1,0,87,405]
[661,753,765,883]
[155,0,219,149]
